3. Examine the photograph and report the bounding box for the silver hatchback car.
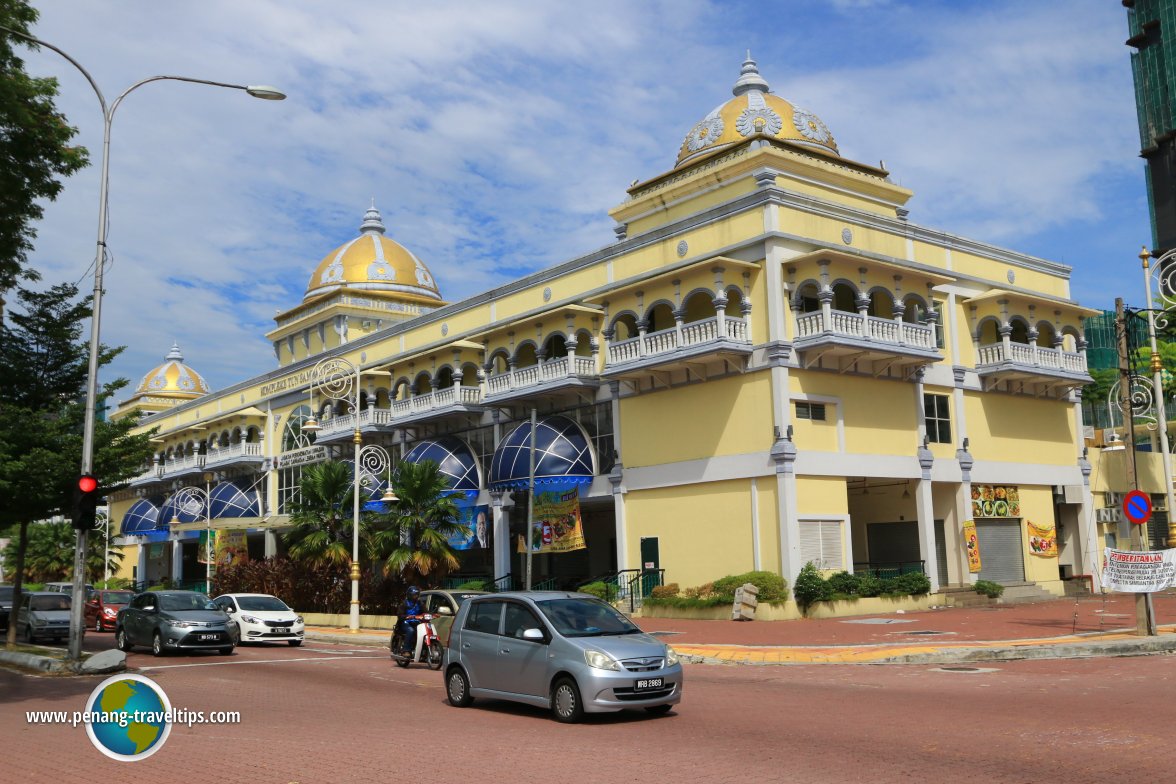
[444,591,683,723]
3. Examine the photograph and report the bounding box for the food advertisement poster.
[963,519,982,573]
[215,530,249,568]
[1027,520,1057,558]
[516,487,586,554]
[970,485,1021,519]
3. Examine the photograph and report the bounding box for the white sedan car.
[213,593,304,646]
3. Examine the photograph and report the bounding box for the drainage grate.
[941,666,980,672]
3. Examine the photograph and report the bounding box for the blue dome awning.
[339,458,393,502]
[209,479,262,518]
[403,436,481,494]
[489,415,596,490]
[161,491,206,525]
[120,497,163,535]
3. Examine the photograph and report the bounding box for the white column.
[171,539,184,586]
[491,491,509,583]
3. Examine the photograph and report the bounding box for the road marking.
[138,655,386,671]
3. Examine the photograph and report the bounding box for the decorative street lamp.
[169,471,214,591]
[0,24,285,661]
[301,358,392,631]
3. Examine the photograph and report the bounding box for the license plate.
[634,677,664,692]
[198,633,218,641]
[274,626,290,632]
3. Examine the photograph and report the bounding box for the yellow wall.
[790,375,918,454]
[792,404,839,452]
[797,476,849,516]
[626,179,758,237]
[963,392,1076,465]
[624,478,759,588]
[950,250,1067,297]
[622,373,773,466]
[1017,484,1061,585]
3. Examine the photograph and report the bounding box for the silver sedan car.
[444,591,683,723]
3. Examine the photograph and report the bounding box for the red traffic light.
[78,475,98,493]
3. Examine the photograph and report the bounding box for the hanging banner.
[1103,548,1176,593]
[963,519,982,573]
[197,531,214,565]
[1026,520,1057,558]
[448,505,490,550]
[215,530,249,568]
[517,487,587,554]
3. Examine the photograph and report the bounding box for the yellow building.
[110,57,1099,600]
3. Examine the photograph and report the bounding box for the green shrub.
[712,571,789,603]
[683,581,717,600]
[855,573,883,598]
[97,578,133,590]
[643,595,731,609]
[650,583,680,599]
[827,571,861,596]
[577,581,611,601]
[973,580,1004,599]
[879,572,931,597]
[454,580,488,590]
[793,563,832,610]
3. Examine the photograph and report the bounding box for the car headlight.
[33,618,46,626]
[103,608,116,616]
[166,620,193,628]
[295,616,304,624]
[239,615,261,624]
[665,645,680,666]
[583,649,621,671]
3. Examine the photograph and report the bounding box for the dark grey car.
[16,591,71,643]
[444,591,684,723]
[116,590,235,657]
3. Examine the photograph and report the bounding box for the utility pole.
[1116,298,1158,636]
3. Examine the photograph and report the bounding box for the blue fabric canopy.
[209,479,262,518]
[489,415,595,490]
[403,435,481,494]
[120,497,163,535]
[160,492,206,525]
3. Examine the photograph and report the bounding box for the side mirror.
[145,605,157,613]
[522,628,545,641]
[437,605,452,616]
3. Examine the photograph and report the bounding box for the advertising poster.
[970,485,1021,519]
[1103,548,1176,593]
[517,487,587,554]
[1026,520,1057,558]
[963,519,982,573]
[198,531,213,565]
[215,530,249,568]
[448,505,490,551]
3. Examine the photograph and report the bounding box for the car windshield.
[0,587,12,601]
[102,591,134,604]
[235,596,290,612]
[535,598,642,637]
[30,595,70,611]
[158,593,217,612]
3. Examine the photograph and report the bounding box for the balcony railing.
[391,385,482,416]
[795,311,936,350]
[161,453,205,475]
[485,355,597,395]
[606,316,748,365]
[314,407,394,437]
[976,342,1088,374]
[204,442,263,465]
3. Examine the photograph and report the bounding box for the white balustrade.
[607,336,642,364]
[900,322,936,349]
[643,327,678,355]
[795,312,824,338]
[976,341,1087,373]
[681,318,719,346]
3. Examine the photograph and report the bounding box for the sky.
[15,0,1151,395]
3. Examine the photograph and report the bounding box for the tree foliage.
[371,460,464,584]
[282,460,369,567]
[1,519,121,582]
[0,1,90,304]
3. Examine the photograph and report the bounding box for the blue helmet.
[407,586,420,600]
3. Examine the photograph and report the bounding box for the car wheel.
[644,704,673,715]
[288,639,302,647]
[116,627,133,652]
[426,640,443,671]
[551,677,584,724]
[219,646,233,656]
[446,667,473,707]
[151,631,165,657]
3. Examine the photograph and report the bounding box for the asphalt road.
[3,633,1174,783]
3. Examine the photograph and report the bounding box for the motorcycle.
[389,612,444,670]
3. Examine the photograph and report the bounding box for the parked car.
[43,581,94,595]
[443,591,683,723]
[0,584,11,631]
[84,589,136,632]
[17,591,72,644]
[418,589,490,645]
[213,593,304,646]
[116,590,234,657]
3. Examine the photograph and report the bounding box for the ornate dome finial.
[166,342,183,362]
[359,202,386,235]
[732,52,770,97]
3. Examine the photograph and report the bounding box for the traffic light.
[73,474,100,530]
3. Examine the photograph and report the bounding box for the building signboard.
[1103,548,1176,593]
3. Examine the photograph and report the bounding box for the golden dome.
[304,204,443,303]
[675,55,839,168]
[134,343,210,399]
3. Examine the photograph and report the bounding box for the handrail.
[531,577,557,591]
[491,573,516,592]
[853,560,925,580]
[625,568,665,612]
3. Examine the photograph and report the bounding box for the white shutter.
[800,520,844,570]
[820,521,844,570]
[800,522,823,566]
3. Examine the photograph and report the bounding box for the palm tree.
[2,520,123,584]
[283,461,365,567]
[371,460,465,585]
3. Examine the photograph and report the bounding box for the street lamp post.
[301,358,393,632]
[0,26,285,662]
[170,474,213,592]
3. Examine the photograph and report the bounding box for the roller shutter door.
[975,519,1025,584]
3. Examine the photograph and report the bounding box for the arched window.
[682,290,713,324]
[831,283,857,313]
[515,342,538,369]
[646,302,675,333]
[611,313,640,340]
[543,333,569,359]
[434,366,455,390]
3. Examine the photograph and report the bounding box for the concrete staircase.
[937,586,997,608]
[995,582,1056,605]
[938,582,1059,607]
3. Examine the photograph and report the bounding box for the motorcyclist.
[398,586,424,656]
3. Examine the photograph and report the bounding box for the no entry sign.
[1123,490,1153,526]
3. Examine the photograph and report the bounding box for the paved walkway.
[304,593,1176,665]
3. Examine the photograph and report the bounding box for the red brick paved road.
[3,635,1176,783]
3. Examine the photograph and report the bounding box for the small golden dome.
[675,55,838,168]
[304,204,442,303]
[134,343,210,399]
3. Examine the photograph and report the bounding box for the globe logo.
[84,673,173,761]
